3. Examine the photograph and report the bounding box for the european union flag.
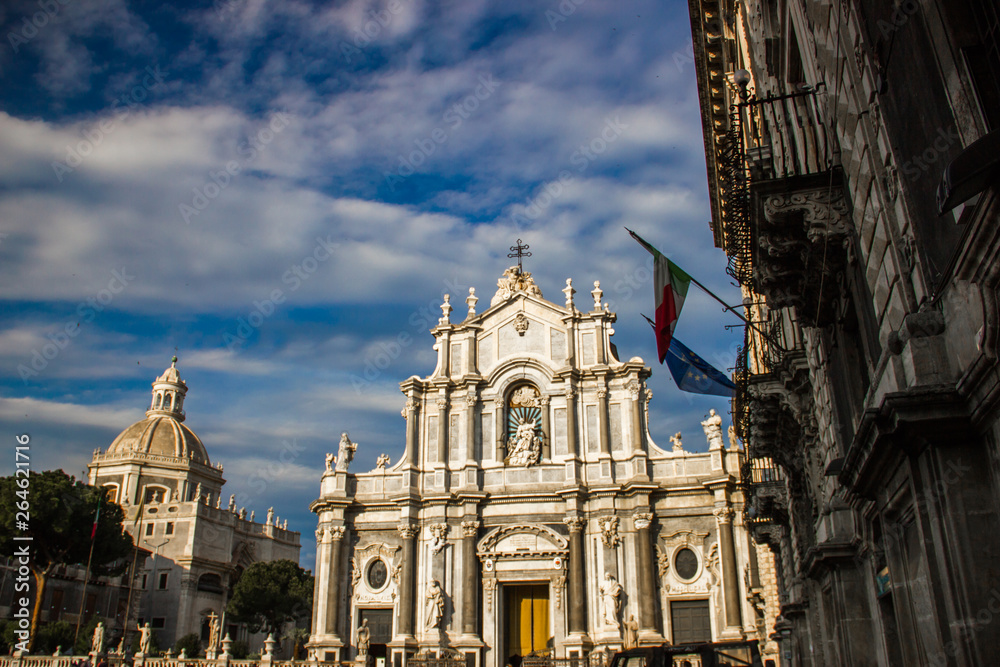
[665,337,736,397]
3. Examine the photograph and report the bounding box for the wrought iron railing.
[718,86,833,287]
[741,456,788,527]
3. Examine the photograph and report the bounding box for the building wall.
[688,0,1000,664]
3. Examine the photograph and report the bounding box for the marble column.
[597,388,610,455]
[564,517,587,634]
[714,508,743,630]
[565,387,577,457]
[404,399,420,466]
[632,513,656,632]
[326,526,345,637]
[461,520,480,635]
[436,397,449,464]
[397,523,419,638]
[312,526,328,634]
[539,396,551,460]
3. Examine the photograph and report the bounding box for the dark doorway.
[360,608,393,667]
[670,599,711,643]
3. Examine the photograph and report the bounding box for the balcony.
[719,86,852,327]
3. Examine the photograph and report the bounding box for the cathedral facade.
[87,359,301,649]
[308,267,779,667]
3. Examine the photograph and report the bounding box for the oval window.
[674,547,699,580]
[367,559,388,590]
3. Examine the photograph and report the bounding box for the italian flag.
[627,229,692,363]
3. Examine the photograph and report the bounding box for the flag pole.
[74,492,102,646]
[625,227,785,352]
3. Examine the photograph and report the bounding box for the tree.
[174,633,202,658]
[0,470,134,651]
[226,560,313,639]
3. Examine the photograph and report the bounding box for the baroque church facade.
[86,359,301,648]
[308,266,780,667]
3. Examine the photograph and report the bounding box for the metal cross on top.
[508,239,531,269]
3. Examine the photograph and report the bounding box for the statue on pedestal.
[91,621,105,655]
[701,409,725,449]
[138,622,152,655]
[357,619,370,657]
[336,433,357,472]
[599,573,623,629]
[425,580,444,629]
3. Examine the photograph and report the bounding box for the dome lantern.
[147,356,188,421]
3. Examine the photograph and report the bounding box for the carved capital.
[564,386,576,399]
[538,396,550,407]
[632,512,653,530]
[466,394,478,407]
[329,526,346,541]
[461,520,480,537]
[597,388,608,399]
[564,516,586,532]
[405,398,419,414]
[397,523,419,539]
[713,507,734,524]
[436,398,449,410]
[626,380,640,399]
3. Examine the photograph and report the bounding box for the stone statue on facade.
[599,573,623,628]
[325,452,334,473]
[425,579,445,629]
[336,433,357,472]
[266,507,274,525]
[728,424,740,449]
[491,265,543,305]
[357,619,370,656]
[91,621,105,655]
[701,409,725,449]
[624,615,639,649]
[670,432,683,451]
[376,453,391,468]
[505,417,542,466]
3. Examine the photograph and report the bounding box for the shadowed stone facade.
[307,268,780,667]
[688,0,1000,664]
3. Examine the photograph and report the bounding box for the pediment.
[478,524,568,555]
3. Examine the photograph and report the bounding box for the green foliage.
[0,470,134,576]
[174,633,201,658]
[226,559,313,638]
[0,470,134,650]
[230,640,250,660]
[0,620,15,654]
[34,621,74,655]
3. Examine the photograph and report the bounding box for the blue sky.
[0,0,744,572]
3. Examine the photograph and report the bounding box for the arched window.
[505,384,543,465]
[102,484,120,503]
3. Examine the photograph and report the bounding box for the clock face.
[367,559,388,589]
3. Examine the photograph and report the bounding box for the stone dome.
[106,414,210,465]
